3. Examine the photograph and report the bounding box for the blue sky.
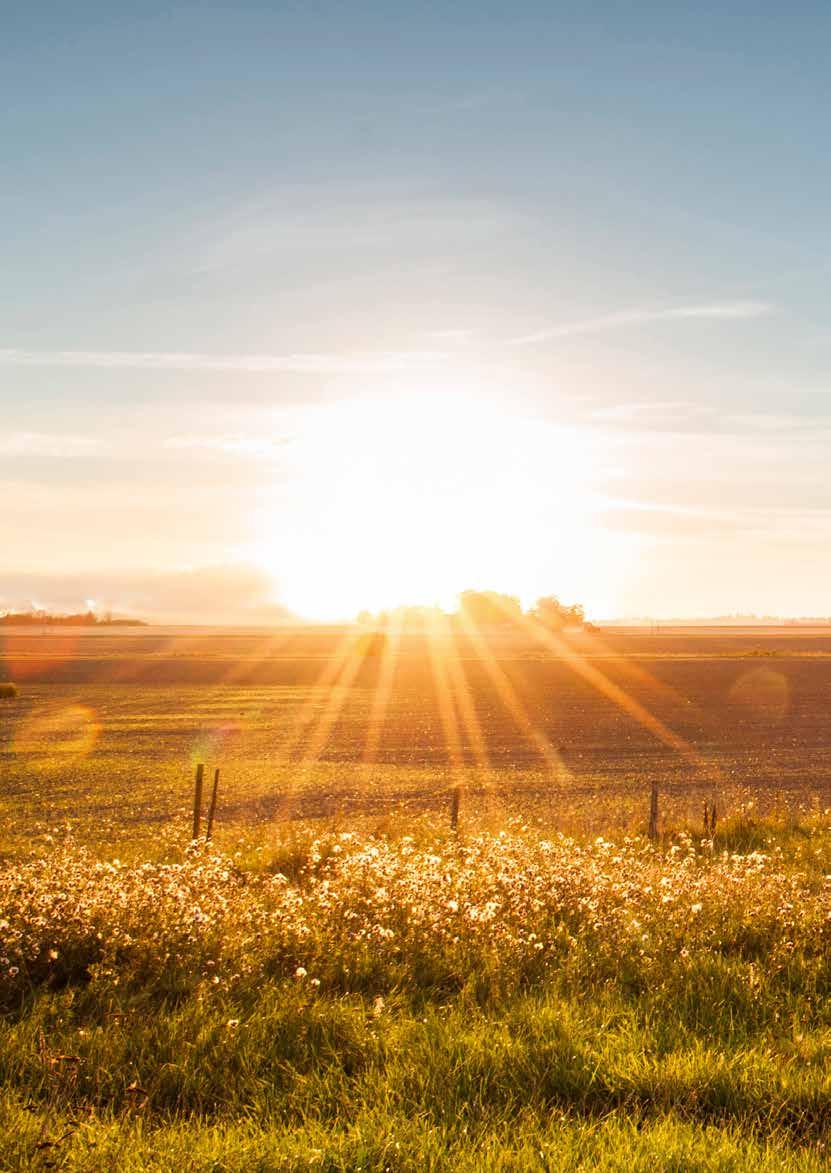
[2,3,830,619]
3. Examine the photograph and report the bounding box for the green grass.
[4,1095,826,1171]
[4,981,831,1170]
[3,819,831,1168]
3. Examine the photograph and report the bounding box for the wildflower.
[294,966,307,979]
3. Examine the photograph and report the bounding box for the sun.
[257,389,603,620]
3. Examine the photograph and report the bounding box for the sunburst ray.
[425,611,465,773]
[363,614,404,764]
[506,605,720,782]
[434,611,491,771]
[455,608,570,779]
[274,631,373,820]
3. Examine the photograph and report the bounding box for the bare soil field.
[3,625,831,854]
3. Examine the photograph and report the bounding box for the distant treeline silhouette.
[358,590,587,631]
[0,610,146,627]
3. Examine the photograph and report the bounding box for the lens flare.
[190,720,243,767]
[729,667,790,723]
[13,704,101,761]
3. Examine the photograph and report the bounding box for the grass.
[3,817,831,1168]
[5,632,831,1166]
[4,1098,826,1171]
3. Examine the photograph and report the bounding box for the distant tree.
[0,610,146,627]
[359,604,448,631]
[458,590,523,627]
[393,604,446,630]
[532,596,585,630]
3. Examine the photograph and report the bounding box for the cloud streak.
[0,432,98,457]
[164,433,289,457]
[510,300,774,345]
[0,348,447,374]
[0,301,774,374]
[0,564,292,624]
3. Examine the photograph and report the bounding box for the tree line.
[357,590,587,632]
[0,610,145,627]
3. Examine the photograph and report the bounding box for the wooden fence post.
[205,768,220,841]
[450,785,461,833]
[648,780,659,842]
[703,798,718,838]
[192,763,204,840]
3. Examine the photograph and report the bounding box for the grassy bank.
[3,818,831,1169]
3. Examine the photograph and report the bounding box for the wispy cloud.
[423,328,478,343]
[598,496,831,540]
[191,189,521,273]
[0,564,291,624]
[164,433,289,457]
[510,301,774,345]
[0,348,447,374]
[0,432,98,456]
[590,399,713,424]
[600,496,740,521]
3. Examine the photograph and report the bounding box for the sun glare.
[258,390,605,620]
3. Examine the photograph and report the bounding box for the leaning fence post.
[205,768,220,841]
[648,780,659,842]
[192,763,204,840]
[450,785,461,833]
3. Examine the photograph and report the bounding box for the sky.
[2,2,830,621]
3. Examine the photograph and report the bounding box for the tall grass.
[3,818,831,1168]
